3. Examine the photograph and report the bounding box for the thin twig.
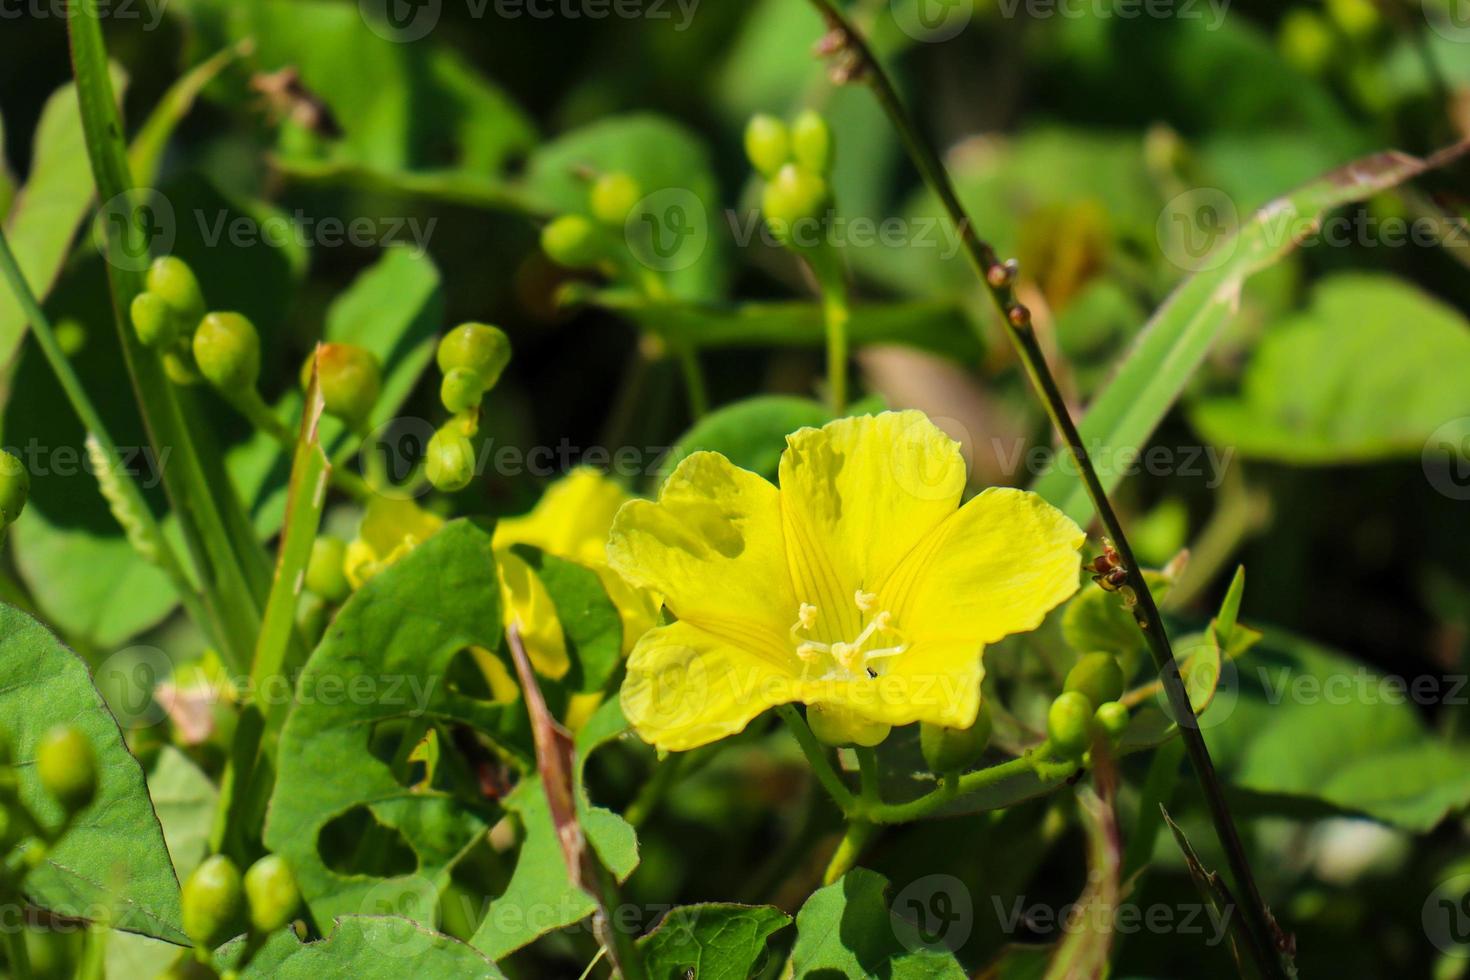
[800,3,1287,975]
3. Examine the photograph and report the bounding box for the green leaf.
[1190,273,1470,463]
[147,746,219,884]
[264,519,527,929]
[1031,146,1470,525]
[637,903,792,980]
[1060,571,1171,684]
[1209,629,1470,832]
[789,868,966,979]
[466,699,638,961]
[0,70,126,368]
[658,395,833,486]
[511,545,623,695]
[525,114,727,301]
[584,292,982,364]
[223,916,505,978]
[0,603,186,944]
[1044,784,1121,979]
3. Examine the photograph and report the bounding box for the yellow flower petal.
[621,621,795,752]
[778,412,966,642]
[878,486,1085,646]
[496,548,571,680]
[492,467,628,567]
[608,452,795,660]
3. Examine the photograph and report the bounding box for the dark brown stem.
[801,3,1287,975]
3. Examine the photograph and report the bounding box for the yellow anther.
[796,643,822,663]
[797,603,818,630]
[873,610,892,630]
[854,590,876,612]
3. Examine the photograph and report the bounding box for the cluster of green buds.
[0,726,98,895]
[745,110,834,251]
[180,852,300,973]
[0,448,28,534]
[1046,653,1130,759]
[130,257,208,383]
[303,343,383,432]
[423,323,511,493]
[539,172,645,274]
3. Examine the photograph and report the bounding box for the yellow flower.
[344,496,445,589]
[607,411,1085,752]
[494,468,659,681]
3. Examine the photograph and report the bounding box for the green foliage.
[789,869,966,978]
[511,545,623,694]
[222,917,506,978]
[659,395,833,485]
[637,904,792,980]
[0,604,186,943]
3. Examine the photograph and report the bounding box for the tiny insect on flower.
[607,411,1085,752]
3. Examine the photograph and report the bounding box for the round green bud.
[437,323,511,389]
[1326,0,1378,40]
[790,110,834,175]
[920,699,993,774]
[311,343,383,428]
[1094,701,1130,742]
[1047,691,1095,758]
[243,854,300,934]
[589,172,643,227]
[1064,653,1125,710]
[761,164,829,246]
[0,450,29,528]
[426,427,476,492]
[193,312,261,392]
[182,854,243,948]
[304,537,350,603]
[35,725,97,813]
[146,256,205,322]
[744,114,791,179]
[131,291,182,349]
[541,214,604,270]
[1278,9,1334,77]
[440,368,487,415]
[806,703,889,748]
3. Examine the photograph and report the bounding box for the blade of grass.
[68,1,268,671]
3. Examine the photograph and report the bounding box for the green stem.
[802,4,1286,975]
[0,227,212,642]
[778,705,857,813]
[229,387,373,503]
[3,916,31,980]
[821,819,875,885]
[808,246,850,415]
[854,747,880,804]
[676,345,709,420]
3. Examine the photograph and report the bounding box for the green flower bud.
[162,345,202,386]
[131,291,182,349]
[243,854,300,934]
[744,114,790,178]
[35,725,97,813]
[1278,9,1334,77]
[437,323,511,389]
[1047,691,1094,759]
[806,703,889,748]
[193,312,261,392]
[1064,653,1125,709]
[146,256,205,323]
[440,368,487,415]
[426,427,476,492]
[1094,701,1130,742]
[761,164,829,247]
[589,172,643,227]
[182,854,243,948]
[790,110,834,175]
[920,699,993,774]
[1326,0,1378,40]
[541,214,604,269]
[304,537,350,603]
[0,450,29,528]
[310,344,383,428]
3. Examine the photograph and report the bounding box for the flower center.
[790,590,909,681]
